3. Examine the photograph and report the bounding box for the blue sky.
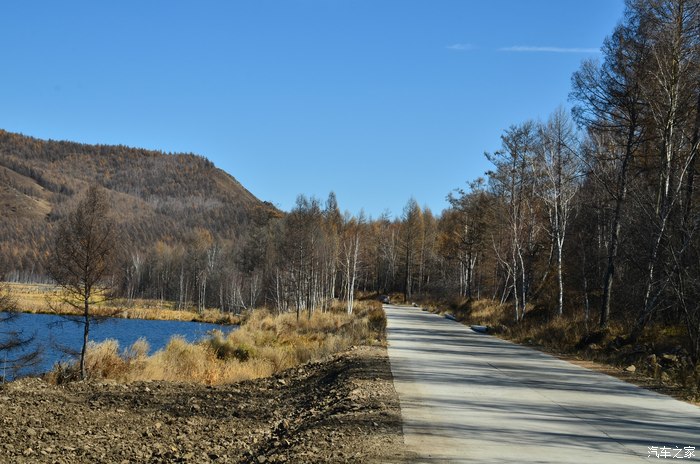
[0,1,624,218]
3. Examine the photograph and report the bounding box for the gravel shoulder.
[0,345,407,463]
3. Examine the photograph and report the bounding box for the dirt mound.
[0,346,406,463]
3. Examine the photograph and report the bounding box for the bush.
[84,339,128,379]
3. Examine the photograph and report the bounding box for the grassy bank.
[424,297,700,403]
[4,282,239,324]
[47,301,386,385]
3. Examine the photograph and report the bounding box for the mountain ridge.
[0,129,277,279]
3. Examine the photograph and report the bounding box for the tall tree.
[400,199,424,303]
[571,14,650,328]
[535,107,582,316]
[632,0,700,334]
[446,179,490,300]
[46,185,119,380]
[341,212,364,314]
[487,121,539,321]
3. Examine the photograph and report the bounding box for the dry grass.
[440,297,632,351]
[4,282,239,324]
[48,301,385,385]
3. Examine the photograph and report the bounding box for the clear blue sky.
[0,1,624,218]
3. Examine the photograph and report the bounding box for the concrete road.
[385,305,700,463]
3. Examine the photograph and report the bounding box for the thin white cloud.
[446,43,476,51]
[500,46,600,53]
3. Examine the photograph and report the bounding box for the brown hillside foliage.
[0,129,277,281]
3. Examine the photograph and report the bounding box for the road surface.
[385,305,700,463]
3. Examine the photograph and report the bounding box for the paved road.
[385,305,700,463]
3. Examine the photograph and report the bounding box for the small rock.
[277,379,286,386]
[23,448,33,456]
[257,455,267,463]
[624,365,636,373]
[26,427,37,437]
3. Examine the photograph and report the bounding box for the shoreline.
[3,282,241,325]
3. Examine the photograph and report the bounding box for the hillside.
[0,129,276,280]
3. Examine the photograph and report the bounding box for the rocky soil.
[0,346,407,463]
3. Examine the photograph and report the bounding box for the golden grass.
[439,297,621,351]
[4,282,239,325]
[48,300,385,385]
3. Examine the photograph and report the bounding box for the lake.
[0,312,235,380]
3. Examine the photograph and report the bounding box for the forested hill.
[0,129,277,279]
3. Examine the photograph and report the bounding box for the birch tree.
[535,108,581,316]
[446,179,489,300]
[632,0,700,334]
[487,122,539,321]
[341,213,363,314]
[400,199,424,303]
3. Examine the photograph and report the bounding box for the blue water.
[0,312,234,379]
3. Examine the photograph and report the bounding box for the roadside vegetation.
[46,301,385,385]
[426,297,700,403]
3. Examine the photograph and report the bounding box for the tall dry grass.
[443,297,615,351]
[48,301,385,385]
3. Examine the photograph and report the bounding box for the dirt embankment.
[0,346,407,464]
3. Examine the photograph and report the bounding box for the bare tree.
[341,212,364,314]
[631,0,700,335]
[487,122,540,321]
[46,185,119,380]
[446,179,490,300]
[571,17,650,329]
[535,108,582,316]
[400,199,424,303]
[276,195,325,319]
